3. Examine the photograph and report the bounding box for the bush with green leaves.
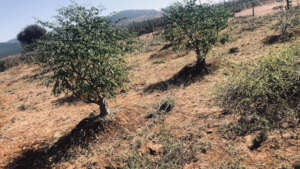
[35,3,134,117]
[215,46,300,134]
[163,0,232,69]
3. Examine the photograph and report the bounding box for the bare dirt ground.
[236,0,300,17]
[1,7,300,169]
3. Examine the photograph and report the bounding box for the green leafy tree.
[35,3,134,118]
[163,0,231,69]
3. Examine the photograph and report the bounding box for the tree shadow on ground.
[6,69,46,86]
[144,62,217,93]
[263,33,293,45]
[52,95,82,106]
[5,116,119,169]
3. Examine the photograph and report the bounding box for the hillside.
[5,39,19,44]
[0,42,21,59]
[1,5,300,169]
[110,9,162,25]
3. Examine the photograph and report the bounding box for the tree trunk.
[98,97,110,118]
[195,49,207,71]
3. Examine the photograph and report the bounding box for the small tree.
[35,3,134,118]
[276,6,300,36]
[163,0,231,69]
[17,24,46,48]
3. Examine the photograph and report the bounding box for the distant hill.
[5,39,20,44]
[0,10,163,58]
[110,9,163,25]
[0,40,22,59]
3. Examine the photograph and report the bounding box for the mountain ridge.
[110,9,163,25]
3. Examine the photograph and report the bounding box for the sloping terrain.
[0,8,300,169]
[236,0,300,17]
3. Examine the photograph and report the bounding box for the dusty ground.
[1,6,300,169]
[236,0,300,17]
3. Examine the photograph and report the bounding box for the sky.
[0,0,177,42]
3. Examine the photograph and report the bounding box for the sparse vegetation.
[215,46,300,135]
[121,126,198,169]
[0,54,25,72]
[146,98,175,119]
[276,7,300,35]
[2,1,300,169]
[249,130,268,150]
[266,6,300,44]
[218,159,246,169]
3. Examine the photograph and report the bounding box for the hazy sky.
[0,0,177,42]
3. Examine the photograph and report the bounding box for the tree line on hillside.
[126,16,167,36]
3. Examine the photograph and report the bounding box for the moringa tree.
[35,3,134,118]
[163,0,231,69]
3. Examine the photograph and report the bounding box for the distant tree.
[35,3,134,118]
[163,0,231,69]
[17,24,46,48]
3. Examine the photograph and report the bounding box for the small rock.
[146,142,163,155]
[145,113,155,119]
[245,135,252,148]
[54,132,61,138]
[206,130,213,134]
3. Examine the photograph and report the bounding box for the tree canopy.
[35,3,134,117]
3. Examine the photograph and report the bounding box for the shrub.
[218,159,246,169]
[156,98,175,114]
[215,46,300,135]
[250,130,268,150]
[0,55,24,72]
[274,7,300,36]
[145,98,175,119]
[121,127,197,169]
